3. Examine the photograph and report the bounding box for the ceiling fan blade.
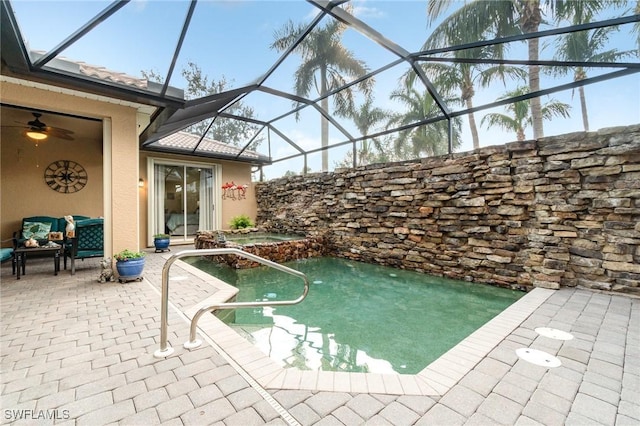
[45,126,74,135]
[5,112,76,140]
[46,128,75,140]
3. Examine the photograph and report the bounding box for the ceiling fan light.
[26,130,47,141]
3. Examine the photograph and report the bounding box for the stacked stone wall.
[195,231,327,268]
[256,125,640,293]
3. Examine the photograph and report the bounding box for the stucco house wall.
[138,151,257,246]
[1,78,258,256]
[1,79,140,257]
[1,122,104,222]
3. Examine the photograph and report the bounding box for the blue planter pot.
[116,257,145,282]
[154,238,170,252]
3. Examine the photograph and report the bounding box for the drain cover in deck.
[535,327,574,340]
[516,348,562,368]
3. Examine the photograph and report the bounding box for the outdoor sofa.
[12,215,105,274]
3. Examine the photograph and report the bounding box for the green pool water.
[187,256,524,374]
[224,233,303,245]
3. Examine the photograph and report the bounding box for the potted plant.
[114,249,146,282]
[153,233,171,252]
[229,214,254,230]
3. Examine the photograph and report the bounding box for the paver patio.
[1,247,638,425]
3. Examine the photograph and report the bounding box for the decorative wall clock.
[44,160,88,193]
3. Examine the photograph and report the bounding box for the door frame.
[146,157,221,246]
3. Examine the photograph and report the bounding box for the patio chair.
[1,246,14,274]
[65,218,104,275]
[13,215,90,248]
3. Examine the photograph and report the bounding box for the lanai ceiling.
[1,1,639,175]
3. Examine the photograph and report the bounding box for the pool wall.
[256,124,640,293]
[195,230,328,268]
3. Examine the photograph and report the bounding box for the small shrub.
[153,233,170,239]
[229,214,254,229]
[114,249,146,262]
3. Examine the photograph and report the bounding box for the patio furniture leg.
[54,250,60,275]
[15,253,24,280]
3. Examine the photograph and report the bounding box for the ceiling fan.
[8,112,75,141]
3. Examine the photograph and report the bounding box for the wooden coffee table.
[13,244,63,280]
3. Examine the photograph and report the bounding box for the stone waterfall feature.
[256,125,640,293]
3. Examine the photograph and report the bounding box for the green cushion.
[22,221,52,239]
[22,216,61,233]
[0,248,12,263]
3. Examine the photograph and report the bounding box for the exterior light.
[138,178,144,188]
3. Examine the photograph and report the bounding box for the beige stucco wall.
[2,78,259,255]
[138,151,257,247]
[0,123,104,228]
[218,161,257,230]
[1,80,140,256]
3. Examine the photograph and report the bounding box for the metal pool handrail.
[153,248,309,358]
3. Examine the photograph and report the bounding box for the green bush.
[229,214,254,229]
[114,249,146,262]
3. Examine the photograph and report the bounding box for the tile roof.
[155,131,269,163]
[78,62,148,89]
[29,52,265,163]
[31,50,150,89]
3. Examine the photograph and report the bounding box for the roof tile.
[156,131,266,162]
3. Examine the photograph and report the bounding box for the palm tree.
[551,12,634,131]
[481,87,571,141]
[388,83,462,159]
[349,97,390,166]
[426,0,621,140]
[271,6,373,171]
[411,51,527,150]
[420,2,525,150]
[333,135,395,169]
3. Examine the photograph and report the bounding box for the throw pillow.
[22,221,52,239]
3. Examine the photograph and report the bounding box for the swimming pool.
[188,256,524,374]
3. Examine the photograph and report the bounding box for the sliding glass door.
[149,159,217,243]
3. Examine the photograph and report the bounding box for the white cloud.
[352,0,386,20]
[130,0,147,13]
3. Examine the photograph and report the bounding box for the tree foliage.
[417,9,526,149]
[550,8,635,131]
[348,97,391,166]
[271,4,373,171]
[388,82,463,159]
[481,86,571,141]
[425,0,627,140]
[142,62,262,148]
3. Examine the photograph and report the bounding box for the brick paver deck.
[1,247,638,425]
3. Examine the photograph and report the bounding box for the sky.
[9,0,640,179]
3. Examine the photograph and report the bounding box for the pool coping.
[173,259,555,396]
